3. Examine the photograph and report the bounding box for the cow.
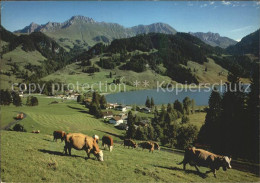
[178,147,232,178]
[151,141,160,151]
[64,133,104,161]
[93,135,99,144]
[102,135,113,152]
[32,130,40,134]
[53,131,66,142]
[138,141,154,153]
[123,139,137,148]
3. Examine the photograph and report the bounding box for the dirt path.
[1,112,27,130]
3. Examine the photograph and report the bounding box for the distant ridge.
[14,15,177,49]
[189,32,237,48]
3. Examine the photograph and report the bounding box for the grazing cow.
[178,147,232,178]
[53,131,66,142]
[138,141,154,153]
[151,141,160,151]
[102,135,114,152]
[93,135,99,144]
[64,133,103,161]
[123,139,137,148]
[32,130,40,134]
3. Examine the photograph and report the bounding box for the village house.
[115,105,127,112]
[140,107,151,113]
[116,123,128,130]
[102,111,114,119]
[106,103,118,109]
[109,116,124,125]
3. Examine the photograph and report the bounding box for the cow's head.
[94,150,104,161]
[220,156,232,171]
[93,135,99,144]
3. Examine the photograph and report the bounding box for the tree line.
[198,68,259,162]
[127,96,198,150]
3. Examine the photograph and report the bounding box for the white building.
[109,116,124,126]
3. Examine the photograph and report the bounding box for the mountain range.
[14,15,237,50]
[14,15,177,50]
[189,32,237,48]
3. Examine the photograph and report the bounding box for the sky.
[1,1,260,41]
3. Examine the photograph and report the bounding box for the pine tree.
[31,97,38,106]
[173,99,184,114]
[145,96,151,108]
[246,69,260,162]
[12,92,22,107]
[99,95,107,109]
[109,71,112,78]
[198,89,222,148]
[183,97,192,115]
[135,126,145,140]
[151,97,155,108]
[77,95,84,103]
[92,91,100,106]
[147,125,155,140]
[126,111,136,138]
[0,90,12,105]
[167,103,173,113]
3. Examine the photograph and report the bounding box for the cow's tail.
[177,160,184,165]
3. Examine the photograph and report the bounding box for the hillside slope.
[189,32,237,48]
[226,29,259,56]
[1,130,259,182]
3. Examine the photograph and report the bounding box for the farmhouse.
[115,105,127,112]
[141,107,151,113]
[116,123,128,130]
[109,116,123,125]
[102,111,114,119]
[106,103,118,109]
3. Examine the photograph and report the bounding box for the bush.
[26,96,39,106]
[181,115,190,124]
[176,124,198,149]
[12,124,27,132]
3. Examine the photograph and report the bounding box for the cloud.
[222,1,231,5]
[209,2,215,5]
[200,3,208,8]
[256,1,260,5]
[230,26,253,33]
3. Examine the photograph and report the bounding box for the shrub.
[12,124,27,132]
[176,124,198,149]
[181,115,190,124]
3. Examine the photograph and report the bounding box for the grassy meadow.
[1,130,259,182]
[1,96,124,140]
[1,96,259,182]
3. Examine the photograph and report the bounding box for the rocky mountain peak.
[69,15,95,23]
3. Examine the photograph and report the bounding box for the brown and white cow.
[64,133,104,161]
[151,141,160,151]
[123,139,137,148]
[178,147,232,178]
[102,135,114,152]
[138,141,154,153]
[53,130,66,142]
